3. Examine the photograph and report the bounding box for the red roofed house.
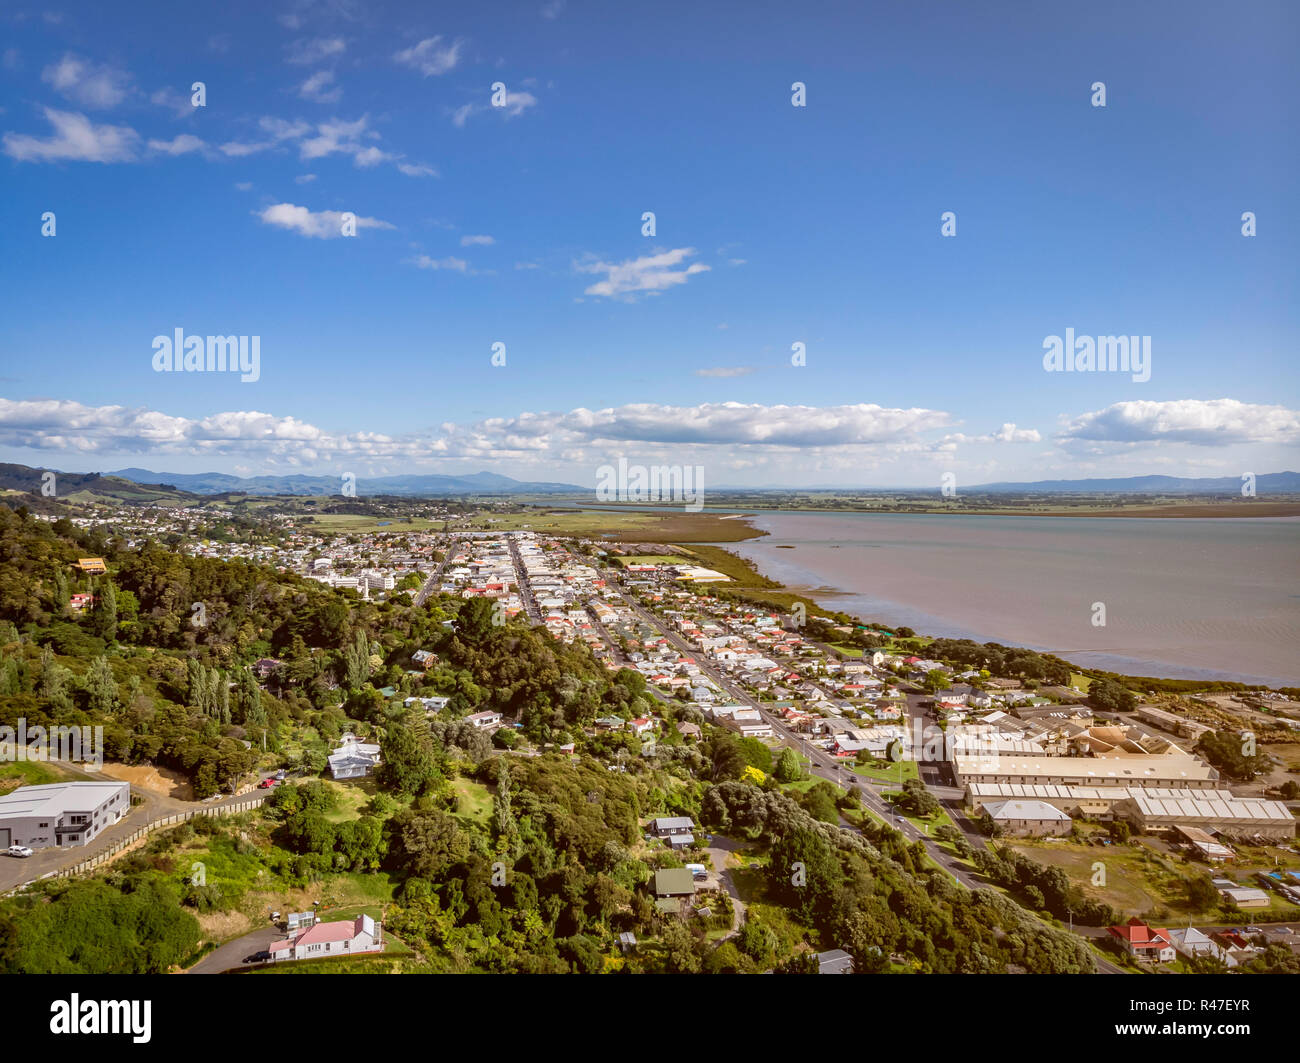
[268,914,381,963]
[1108,918,1175,963]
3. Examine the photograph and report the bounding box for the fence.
[4,795,269,896]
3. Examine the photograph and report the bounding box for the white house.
[466,710,503,730]
[328,733,381,780]
[268,914,382,963]
[0,780,130,850]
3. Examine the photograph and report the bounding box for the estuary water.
[720,511,1300,686]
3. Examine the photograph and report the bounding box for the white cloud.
[411,254,468,272]
[541,0,565,18]
[219,116,311,157]
[940,422,1041,445]
[695,367,756,378]
[394,36,463,76]
[451,88,537,127]
[147,134,207,156]
[297,69,342,103]
[3,107,139,163]
[294,172,317,183]
[577,247,710,299]
[1060,398,1300,447]
[286,37,346,65]
[150,86,195,118]
[41,54,132,109]
[396,161,437,177]
[0,398,951,465]
[460,234,494,247]
[256,202,395,239]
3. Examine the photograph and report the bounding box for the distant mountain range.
[109,468,586,496]
[2,462,1296,503]
[963,472,1300,494]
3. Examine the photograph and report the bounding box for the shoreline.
[677,519,1295,694]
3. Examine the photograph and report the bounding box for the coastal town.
[2,496,1298,978]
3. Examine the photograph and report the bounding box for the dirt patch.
[198,909,252,941]
[100,761,194,801]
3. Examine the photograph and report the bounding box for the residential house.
[267,914,382,963]
[1107,918,1176,963]
[328,733,381,780]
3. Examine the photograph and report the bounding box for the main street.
[412,539,462,607]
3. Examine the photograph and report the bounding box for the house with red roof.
[268,914,382,963]
[1107,918,1175,963]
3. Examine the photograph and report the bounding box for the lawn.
[450,777,493,826]
[320,779,376,824]
[852,760,919,784]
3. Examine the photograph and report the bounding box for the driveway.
[186,924,284,974]
[703,834,747,935]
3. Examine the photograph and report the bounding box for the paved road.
[186,924,283,974]
[413,539,459,607]
[507,534,541,622]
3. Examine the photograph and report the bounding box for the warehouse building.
[0,780,130,850]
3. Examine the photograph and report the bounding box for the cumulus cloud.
[297,69,342,103]
[577,247,710,299]
[41,54,132,109]
[1060,399,1300,447]
[256,202,395,239]
[0,398,954,465]
[941,422,1042,445]
[394,36,463,76]
[3,107,139,162]
[147,134,208,156]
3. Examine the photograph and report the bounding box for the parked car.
[274,770,288,781]
[244,950,272,964]
[258,778,276,789]
[6,844,34,858]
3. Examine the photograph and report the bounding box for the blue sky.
[0,0,1296,488]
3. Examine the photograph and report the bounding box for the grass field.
[320,779,376,824]
[296,514,443,533]
[852,760,919,784]
[455,508,764,543]
[0,759,66,794]
[450,777,493,826]
[1009,840,1172,917]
